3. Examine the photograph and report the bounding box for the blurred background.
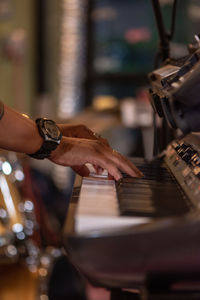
[0,0,200,299]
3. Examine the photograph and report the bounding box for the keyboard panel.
[117,158,190,217]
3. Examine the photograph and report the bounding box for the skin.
[0,105,143,181]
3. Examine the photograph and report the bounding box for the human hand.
[58,124,109,147]
[58,123,111,175]
[49,136,143,181]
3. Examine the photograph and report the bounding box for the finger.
[92,133,110,148]
[105,149,143,178]
[88,142,138,180]
[95,156,122,181]
[108,173,115,180]
[96,166,104,175]
[99,137,110,148]
[72,165,90,177]
[93,164,104,174]
[87,130,110,148]
[114,151,144,177]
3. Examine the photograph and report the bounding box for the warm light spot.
[2,161,12,175]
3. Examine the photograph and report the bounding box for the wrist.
[49,136,73,161]
[28,118,62,159]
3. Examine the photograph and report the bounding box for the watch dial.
[45,120,60,140]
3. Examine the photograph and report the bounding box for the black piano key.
[119,195,189,217]
[118,189,182,199]
[117,180,177,188]
[118,188,155,195]
[118,186,182,199]
[118,190,183,202]
[117,158,190,217]
[123,174,173,183]
[120,206,156,217]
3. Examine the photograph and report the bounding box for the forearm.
[0,105,142,180]
[0,104,43,154]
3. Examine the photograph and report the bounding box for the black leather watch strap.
[28,118,62,160]
[29,141,58,159]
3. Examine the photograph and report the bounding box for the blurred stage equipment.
[58,0,87,119]
[0,151,30,264]
[2,28,27,113]
[53,0,88,193]
[0,151,62,300]
[149,44,200,134]
[149,0,200,135]
[64,1,200,299]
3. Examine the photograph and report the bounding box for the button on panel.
[167,139,200,206]
[184,173,195,187]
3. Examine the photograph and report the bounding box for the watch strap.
[29,141,58,159]
[28,118,62,160]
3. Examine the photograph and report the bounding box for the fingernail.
[133,170,144,177]
[117,175,122,181]
[138,171,144,177]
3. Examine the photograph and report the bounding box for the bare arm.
[0,104,143,180]
[0,104,43,154]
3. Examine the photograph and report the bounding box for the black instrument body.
[63,133,200,289]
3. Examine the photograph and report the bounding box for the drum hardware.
[0,151,66,299]
[0,151,38,264]
[0,207,9,225]
[0,246,63,300]
[24,243,63,300]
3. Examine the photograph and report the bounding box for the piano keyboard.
[117,158,190,217]
[64,133,200,289]
[68,134,200,234]
[74,157,190,233]
[75,175,150,233]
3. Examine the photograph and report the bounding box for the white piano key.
[75,215,150,233]
[75,176,150,233]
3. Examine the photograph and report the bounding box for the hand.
[58,123,111,175]
[49,136,143,181]
[58,124,109,147]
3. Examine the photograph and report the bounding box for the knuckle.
[91,140,101,152]
[95,139,102,148]
[102,137,109,143]
[79,124,87,131]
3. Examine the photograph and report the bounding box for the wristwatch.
[29,118,62,159]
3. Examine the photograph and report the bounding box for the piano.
[63,132,200,295]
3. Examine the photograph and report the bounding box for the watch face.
[44,120,60,140]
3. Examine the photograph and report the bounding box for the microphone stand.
[151,0,170,62]
[151,0,178,154]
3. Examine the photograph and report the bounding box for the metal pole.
[151,0,170,61]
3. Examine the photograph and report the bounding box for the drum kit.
[0,151,62,300]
